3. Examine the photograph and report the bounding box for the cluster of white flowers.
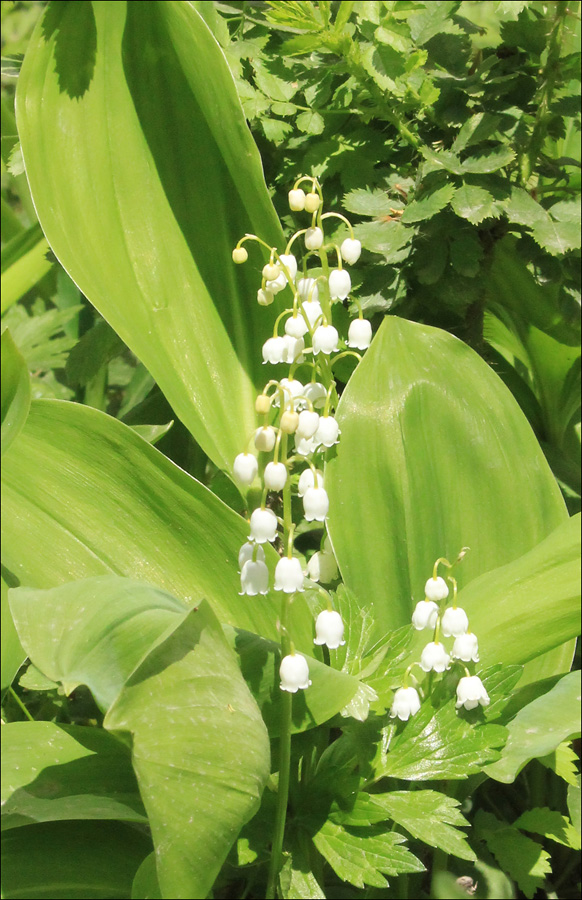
[390,554,490,721]
[232,178,372,693]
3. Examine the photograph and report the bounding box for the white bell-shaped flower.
[340,238,362,265]
[280,653,311,692]
[262,336,286,365]
[347,319,372,350]
[249,507,278,543]
[451,632,480,663]
[295,435,318,456]
[328,269,351,300]
[441,606,469,638]
[314,609,345,648]
[282,334,305,364]
[239,559,269,596]
[303,382,327,409]
[254,426,277,453]
[313,324,339,355]
[305,227,324,250]
[266,273,287,295]
[274,556,305,593]
[278,253,298,282]
[257,288,274,306]
[298,468,324,496]
[274,378,304,411]
[233,453,258,485]
[238,541,265,570]
[420,641,450,673]
[314,415,340,447]
[425,576,449,602]
[307,550,338,583]
[456,675,490,710]
[264,462,288,491]
[296,410,320,440]
[303,486,329,522]
[285,314,309,338]
[390,686,421,721]
[288,188,306,211]
[297,277,319,304]
[411,599,439,631]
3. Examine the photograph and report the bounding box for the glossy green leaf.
[16,0,284,473]
[1,820,152,899]
[400,183,456,223]
[1,328,31,457]
[1,400,314,647]
[104,600,270,900]
[458,515,581,677]
[0,224,52,314]
[484,671,582,783]
[451,183,499,224]
[1,575,26,692]
[1,722,146,830]
[326,317,568,639]
[131,854,162,900]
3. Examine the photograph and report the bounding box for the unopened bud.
[263,263,281,281]
[280,410,299,434]
[304,192,321,213]
[288,188,306,211]
[255,394,271,415]
[232,246,248,264]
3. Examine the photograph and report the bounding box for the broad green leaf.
[0,820,152,900]
[0,224,52,314]
[400,183,456,223]
[1,575,25,692]
[361,791,476,861]
[475,811,551,900]
[1,722,146,830]
[131,854,162,900]
[312,820,424,889]
[104,601,270,900]
[16,0,284,473]
[514,807,581,850]
[451,184,500,224]
[458,515,581,675]
[326,317,568,639]
[224,627,361,735]
[1,328,31,457]
[1,400,314,647]
[352,220,412,262]
[9,577,189,711]
[484,671,582,783]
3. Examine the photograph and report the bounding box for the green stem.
[9,686,34,722]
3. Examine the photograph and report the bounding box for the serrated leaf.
[568,776,581,834]
[352,221,412,261]
[270,100,296,116]
[451,184,499,224]
[312,820,424,889]
[484,671,582,783]
[401,183,456,223]
[2,304,81,372]
[261,116,294,143]
[253,62,297,102]
[538,742,580,786]
[279,839,326,899]
[549,199,581,224]
[296,109,325,134]
[354,791,477,861]
[421,147,464,176]
[530,218,581,255]
[461,146,516,174]
[476,810,551,900]
[503,186,548,227]
[515,807,581,850]
[343,189,394,217]
[378,694,507,781]
[452,112,503,153]
[408,1,462,45]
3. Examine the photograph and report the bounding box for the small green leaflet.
[514,807,581,850]
[401,183,456,224]
[312,820,424,889]
[452,184,501,224]
[343,188,395,217]
[475,810,551,900]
